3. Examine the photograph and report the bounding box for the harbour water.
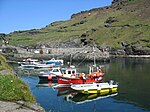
[14,58,150,112]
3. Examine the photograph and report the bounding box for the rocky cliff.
[4,0,150,56]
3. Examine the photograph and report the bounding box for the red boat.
[57,70,103,85]
[56,46,106,85]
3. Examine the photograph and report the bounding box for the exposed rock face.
[0,70,12,75]
[4,0,150,57]
[121,41,150,55]
[104,17,119,27]
[124,46,150,55]
[2,47,17,54]
[110,39,150,56]
[52,38,82,48]
[112,0,128,6]
[0,101,45,112]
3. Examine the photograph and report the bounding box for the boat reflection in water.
[36,80,57,87]
[18,58,150,112]
[65,92,118,104]
[56,86,118,104]
[36,80,118,104]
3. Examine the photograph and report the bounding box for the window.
[53,69,59,72]
[68,71,71,74]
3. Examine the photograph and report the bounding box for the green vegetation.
[0,55,35,102]
[6,0,150,49]
[0,55,13,72]
[0,75,35,102]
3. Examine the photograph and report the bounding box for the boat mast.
[70,53,72,66]
[93,46,96,67]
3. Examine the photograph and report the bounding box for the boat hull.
[80,87,117,94]
[57,76,103,85]
[38,75,57,81]
[20,63,36,68]
[71,81,118,94]
[34,64,53,69]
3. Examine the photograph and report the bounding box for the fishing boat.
[18,58,39,68]
[71,80,118,94]
[53,46,104,85]
[34,58,63,69]
[38,64,77,81]
[53,85,118,104]
[56,65,104,86]
[38,67,62,80]
[56,55,104,85]
[57,75,103,86]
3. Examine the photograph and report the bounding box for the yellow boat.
[80,87,118,94]
[71,80,118,94]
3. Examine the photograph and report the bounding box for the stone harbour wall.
[13,46,110,61]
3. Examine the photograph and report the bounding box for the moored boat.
[57,75,103,86]
[18,58,63,69]
[71,80,118,94]
[38,65,77,81]
[18,58,39,68]
[56,65,104,86]
[38,67,62,80]
[34,58,63,69]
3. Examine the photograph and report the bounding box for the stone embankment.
[11,46,110,62]
[0,101,45,112]
[0,54,45,112]
[2,45,150,62]
[0,75,45,112]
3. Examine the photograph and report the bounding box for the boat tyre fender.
[89,72,101,78]
[99,77,103,81]
[95,77,103,81]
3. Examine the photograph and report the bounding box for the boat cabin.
[61,67,77,78]
[48,66,77,78]
[50,67,62,76]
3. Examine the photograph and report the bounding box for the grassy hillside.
[5,0,150,50]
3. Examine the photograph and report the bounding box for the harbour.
[12,58,150,112]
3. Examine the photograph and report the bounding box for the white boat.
[18,58,39,68]
[34,58,63,69]
[38,67,62,80]
[18,58,63,69]
[71,80,118,94]
[38,65,78,81]
[34,63,54,69]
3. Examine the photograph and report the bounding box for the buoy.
[48,75,52,80]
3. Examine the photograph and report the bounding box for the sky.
[0,0,112,34]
